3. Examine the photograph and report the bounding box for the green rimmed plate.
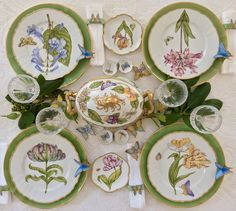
[4,127,87,208]
[143,2,227,84]
[140,123,225,207]
[6,4,91,87]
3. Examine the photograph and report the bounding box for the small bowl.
[102,61,118,76]
[114,129,129,144]
[118,59,133,73]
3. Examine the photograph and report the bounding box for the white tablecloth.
[0,0,236,210]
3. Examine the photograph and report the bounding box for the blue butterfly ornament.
[74,159,90,178]
[215,162,232,180]
[214,42,232,59]
[77,44,94,61]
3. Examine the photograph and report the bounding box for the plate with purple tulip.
[7,4,91,86]
[143,2,227,84]
[140,123,225,207]
[3,127,88,208]
[91,153,129,192]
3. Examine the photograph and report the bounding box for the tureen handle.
[143,90,154,115]
[65,91,77,116]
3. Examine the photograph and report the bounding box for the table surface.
[0,0,236,210]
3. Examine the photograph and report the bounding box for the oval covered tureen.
[74,78,152,127]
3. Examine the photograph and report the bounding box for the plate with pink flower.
[3,127,88,208]
[143,2,227,83]
[92,153,129,192]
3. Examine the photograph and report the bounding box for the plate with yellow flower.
[3,127,88,208]
[140,123,225,207]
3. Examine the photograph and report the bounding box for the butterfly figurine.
[180,180,194,197]
[126,119,145,137]
[74,159,89,178]
[77,44,94,61]
[125,141,142,160]
[214,42,232,59]
[133,62,151,80]
[18,37,37,47]
[76,123,96,140]
[164,36,174,46]
[215,162,233,180]
[100,81,117,90]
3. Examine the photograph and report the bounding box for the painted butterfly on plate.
[164,36,174,46]
[214,42,232,59]
[215,162,232,180]
[76,123,96,140]
[133,62,151,80]
[180,180,194,197]
[125,141,142,160]
[18,37,37,47]
[74,159,89,178]
[101,81,117,90]
[77,44,94,60]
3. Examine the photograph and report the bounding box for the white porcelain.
[147,132,217,201]
[148,8,219,79]
[75,78,144,128]
[114,130,129,144]
[92,153,129,192]
[118,59,133,73]
[104,14,142,55]
[12,8,84,80]
[102,61,118,76]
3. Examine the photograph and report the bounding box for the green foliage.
[88,109,103,124]
[43,24,72,66]
[112,86,124,94]
[89,81,103,89]
[97,167,122,190]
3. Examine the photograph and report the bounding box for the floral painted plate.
[4,127,87,208]
[7,4,91,86]
[104,14,142,55]
[92,153,129,192]
[143,3,227,83]
[140,123,225,207]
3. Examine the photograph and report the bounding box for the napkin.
[0,142,11,204]
[86,5,105,66]
[127,143,145,209]
[221,10,236,74]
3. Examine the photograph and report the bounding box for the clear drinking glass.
[190,105,222,134]
[157,79,188,107]
[35,107,68,135]
[8,75,40,104]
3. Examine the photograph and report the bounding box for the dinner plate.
[7,4,91,87]
[140,123,225,207]
[143,3,227,83]
[104,14,142,55]
[4,127,87,208]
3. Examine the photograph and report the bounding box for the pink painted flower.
[103,154,123,171]
[164,48,203,77]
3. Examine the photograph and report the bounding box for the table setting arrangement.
[0,1,235,210]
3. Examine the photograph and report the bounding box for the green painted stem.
[45,161,48,194]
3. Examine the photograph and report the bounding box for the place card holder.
[221,10,236,74]
[86,5,105,66]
